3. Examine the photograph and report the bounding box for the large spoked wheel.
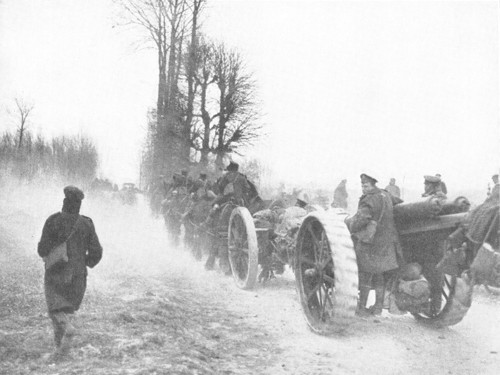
[413,273,473,327]
[295,212,358,334]
[228,207,259,290]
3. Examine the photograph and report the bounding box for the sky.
[0,0,498,196]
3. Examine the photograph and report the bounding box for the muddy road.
[1,186,499,374]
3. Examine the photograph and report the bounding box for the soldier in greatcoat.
[203,161,253,273]
[385,178,401,199]
[345,173,402,316]
[38,186,103,360]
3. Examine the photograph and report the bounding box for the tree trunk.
[199,78,210,167]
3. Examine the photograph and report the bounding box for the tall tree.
[120,0,202,179]
[181,0,205,164]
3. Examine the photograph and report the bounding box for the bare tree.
[211,43,261,169]
[120,0,201,177]
[190,36,217,166]
[13,98,34,149]
[180,0,206,163]
[189,40,261,169]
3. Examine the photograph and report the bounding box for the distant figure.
[385,178,401,199]
[422,175,447,203]
[38,186,103,361]
[435,174,447,195]
[332,179,348,209]
[487,174,499,201]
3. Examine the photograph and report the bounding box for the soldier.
[385,178,401,199]
[183,173,216,256]
[488,173,499,201]
[345,173,402,316]
[332,179,348,209]
[37,186,102,361]
[422,175,447,202]
[439,183,499,287]
[149,175,168,217]
[204,161,255,273]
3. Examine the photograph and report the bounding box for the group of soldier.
[151,164,499,318]
[151,162,263,274]
[35,168,498,361]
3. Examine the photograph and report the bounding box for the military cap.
[64,185,84,201]
[492,174,499,180]
[360,173,378,184]
[225,161,239,171]
[424,175,441,183]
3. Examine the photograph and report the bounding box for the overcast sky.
[0,0,498,195]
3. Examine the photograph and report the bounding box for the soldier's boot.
[370,286,385,316]
[58,314,75,357]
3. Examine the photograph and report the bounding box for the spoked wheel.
[413,273,473,327]
[228,207,259,290]
[295,212,358,334]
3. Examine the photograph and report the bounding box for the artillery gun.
[225,197,481,334]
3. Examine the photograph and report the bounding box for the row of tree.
[120,0,261,187]
[0,130,98,183]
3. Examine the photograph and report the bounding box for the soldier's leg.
[205,241,217,270]
[59,313,75,356]
[204,211,220,270]
[370,273,385,315]
[183,221,193,249]
[49,310,75,357]
[217,231,231,275]
[357,271,373,316]
[49,312,65,348]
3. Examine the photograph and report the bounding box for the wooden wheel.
[295,212,358,334]
[228,207,259,290]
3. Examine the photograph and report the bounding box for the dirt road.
[1,188,499,374]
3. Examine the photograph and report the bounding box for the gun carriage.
[226,198,477,334]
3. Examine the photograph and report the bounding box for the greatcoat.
[38,212,102,313]
[347,187,402,274]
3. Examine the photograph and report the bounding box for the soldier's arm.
[347,204,373,233]
[37,215,58,258]
[84,217,103,268]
